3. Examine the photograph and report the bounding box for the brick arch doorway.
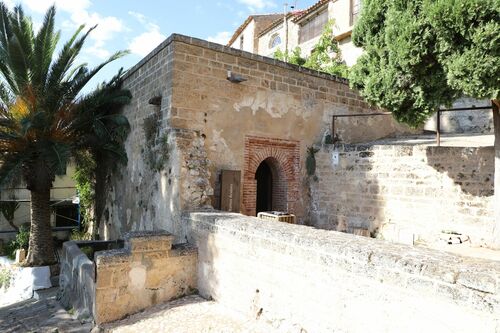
[255,157,288,214]
[243,136,300,217]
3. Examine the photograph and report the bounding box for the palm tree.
[0,4,131,266]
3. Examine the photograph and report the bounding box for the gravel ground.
[0,288,92,333]
[101,295,275,333]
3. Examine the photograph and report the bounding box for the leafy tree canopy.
[349,0,500,127]
[274,20,349,78]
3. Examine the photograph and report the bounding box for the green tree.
[274,47,306,66]
[304,20,349,77]
[0,198,20,231]
[274,20,349,77]
[0,4,132,265]
[349,0,500,245]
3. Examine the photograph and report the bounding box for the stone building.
[227,14,282,54]
[228,0,492,135]
[102,33,412,242]
[229,0,363,65]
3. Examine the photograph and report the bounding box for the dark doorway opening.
[255,160,273,214]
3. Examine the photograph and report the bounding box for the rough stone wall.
[59,241,96,321]
[94,231,197,324]
[169,34,413,223]
[311,143,495,247]
[424,98,492,134]
[106,34,414,239]
[186,211,500,333]
[103,40,203,242]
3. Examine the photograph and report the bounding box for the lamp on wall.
[226,71,247,83]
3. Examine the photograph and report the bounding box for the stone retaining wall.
[310,143,495,247]
[59,241,96,321]
[93,231,197,324]
[186,211,500,333]
[59,231,197,325]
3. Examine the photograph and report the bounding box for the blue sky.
[3,0,318,91]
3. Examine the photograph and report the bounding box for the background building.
[229,0,363,65]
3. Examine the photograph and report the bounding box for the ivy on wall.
[73,151,96,237]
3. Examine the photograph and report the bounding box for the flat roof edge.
[123,33,349,85]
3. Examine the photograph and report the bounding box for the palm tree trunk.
[25,186,55,266]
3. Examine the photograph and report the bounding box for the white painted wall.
[229,20,256,53]
[256,0,363,66]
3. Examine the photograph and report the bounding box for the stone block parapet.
[59,241,96,321]
[94,231,197,324]
[59,231,197,325]
[186,210,500,332]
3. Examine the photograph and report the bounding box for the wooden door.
[220,170,241,212]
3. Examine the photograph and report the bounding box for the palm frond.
[0,81,12,107]
[33,5,58,91]
[7,5,34,91]
[0,152,24,188]
[45,24,93,92]
[0,3,12,49]
[65,50,129,100]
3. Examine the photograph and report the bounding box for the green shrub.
[0,268,12,289]
[1,226,31,260]
[70,229,92,241]
[15,226,29,251]
[79,246,94,260]
[4,241,17,260]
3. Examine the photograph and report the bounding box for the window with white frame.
[269,33,281,49]
[299,10,328,44]
[239,35,244,50]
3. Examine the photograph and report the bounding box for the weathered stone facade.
[310,142,495,247]
[187,211,500,333]
[59,231,197,325]
[94,231,197,324]
[104,34,413,240]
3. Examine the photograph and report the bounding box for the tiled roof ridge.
[257,11,303,38]
[227,13,282,46]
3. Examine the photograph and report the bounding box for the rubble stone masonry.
[311,143,495,247]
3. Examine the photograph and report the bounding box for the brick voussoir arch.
[243,136,300,217]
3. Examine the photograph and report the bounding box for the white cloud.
[128,11,147,24]
[85,41,111,59]
[3,0,15,9]
[22,0,124,61]
[237,0,277,11]
[207,31,232,45]
[128,24,166,57]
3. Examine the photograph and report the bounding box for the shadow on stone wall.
[425,146,494,197]
[310,143,495,246]
[310,144,382,237]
